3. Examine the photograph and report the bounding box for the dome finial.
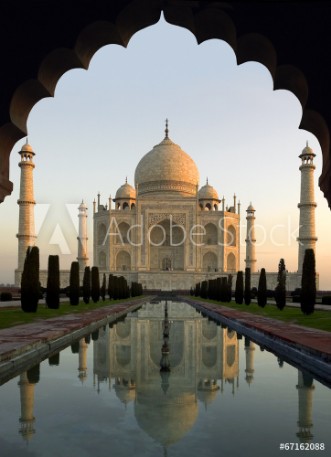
[125,176,127,184]
[165,118,169,139]
[26,137,29,145]
[206,177,208,185]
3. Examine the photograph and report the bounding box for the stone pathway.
[186,299,331,361]
[0,298,146,364]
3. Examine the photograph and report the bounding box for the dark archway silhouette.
[0,1,330,207]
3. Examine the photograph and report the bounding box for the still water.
[0,301,330,457]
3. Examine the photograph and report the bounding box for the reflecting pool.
[0,301,330,457]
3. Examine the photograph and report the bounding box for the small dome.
[115,181,136,200]
[78,200,87,211]
[114,385,136,404]
[20,141,35,155]
[247,203,255,211]
[198,181,219,201]
[300,142,315,158]
[197,387,219,406]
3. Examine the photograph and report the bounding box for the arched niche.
[117,222,130,244]
[202,251,217,272]
[227,225,236,247]
[204,223,218,245]
[116,250,131,271]
[98,223,107,245]
[98,251,106,268]
[227,252,236,272]
[149,219,185,247]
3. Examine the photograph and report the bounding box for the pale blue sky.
[0,16,330,288]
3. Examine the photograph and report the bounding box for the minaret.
[297,142,317,274]
[244,337,255,385]
[296,370,315,442]
[78,338,88,383]
[18,371,36,441]
[16,139,37,284]
[245,203,257,273]
[77,200,88,270]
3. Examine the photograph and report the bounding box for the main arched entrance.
[149,219,184,271]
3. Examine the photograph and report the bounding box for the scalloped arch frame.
[0,1,329,207]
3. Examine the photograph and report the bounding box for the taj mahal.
[15,121,317,291]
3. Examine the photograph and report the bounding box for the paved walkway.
[0,298,146,365]
[185,298,331,361]
[2,298,331,311]
[0,297,68,308]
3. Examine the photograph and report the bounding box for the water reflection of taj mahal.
[94,301,239,446]
[16,302,317,447]
[92,302,315,447]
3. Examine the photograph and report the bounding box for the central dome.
[134,130,199,196]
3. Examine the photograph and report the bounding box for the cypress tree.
[91,266,100,303]
[122,276,129,298]
[208,279,217,300]
[275,258,286,310]
[207,280,212,299]
[216,277,222,301]
[118,276,125,299]
[117,276,122,299]
[46,255,60,309]
[113,276,119,300]
[244,267,251,305]
[82,266,91,304]
[234,271,244,304]
[195,282,201,297]
[135,282,140,297]
[200,280,208,298]
[220,277,228,302]
[227,274,233,302]
[69,261,80,306]
[21,246,40,312]
[131,281,137,297]
[257,268,267,308]
[300,249,316,315]
[100,273,106,301]
[108,274,114,299]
